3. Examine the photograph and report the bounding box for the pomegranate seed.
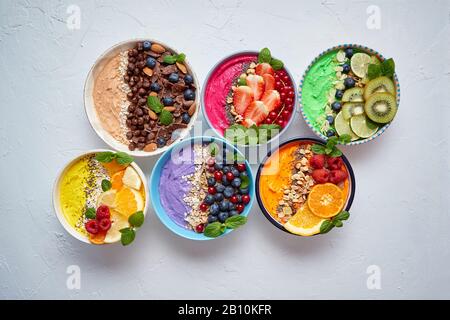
[236,163,246,172]
[230,195,239,204]
[226,172,234,181]
[214,171,223,181]
[199,203,208,212]
[236,204,244,213]
[195,224,205,233]
[242,195,251,204]
[208,186,216,195]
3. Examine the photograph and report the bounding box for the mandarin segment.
[307,183,344,218]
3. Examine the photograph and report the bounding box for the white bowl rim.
[52,149,149,245]
[83,38,201,157]
[200,50,298,148]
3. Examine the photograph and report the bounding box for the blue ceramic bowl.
[150,136,255,240]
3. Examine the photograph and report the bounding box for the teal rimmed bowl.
[149,136,255,240]
[298,44,400,145]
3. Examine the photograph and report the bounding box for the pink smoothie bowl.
[200,51,298,146]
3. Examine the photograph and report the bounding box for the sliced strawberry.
[243,101,269,126]
[262,74,275,92]
[233,86,253,115]
[255,63,275,76]
[246,74,264,100]
[261,90,281,112]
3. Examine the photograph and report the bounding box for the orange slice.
[102,160,128,175]
[284,205,326,236]
[111,170,125,190]
[114,186,144,217]
[89,230,106,245]
[307,183,344,218]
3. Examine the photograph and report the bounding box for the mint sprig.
[163,53,186,64]
[147,96,164,114]
[159,109,173,126]
[95,151,134,165]
[101,179,112,192]
[312,134,350,157]
[120,211,145,246]
[204,215,248,238]
[320,211,350,234]
[257,48,284,70]
[367,58,395,80]
[85,208,96,219]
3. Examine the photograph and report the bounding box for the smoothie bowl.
[300,44,400,145]
[150,136,255,240]
[84,39,200,157]
[256,138,355,236]
[53,150,148,245]
[202,48,297,146]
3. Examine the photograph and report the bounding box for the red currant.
[285,105,293,112]
[214,171,223,181]
[274,73,280,80]
[99,218,111,232]
[287,90,295,98]
[280,92,287,101]
[230,195,239,204]
[208,186,216,195]
[285,97,293,106]
[226,172,234,181]
[242,195,251,204]
[195,224,205,233]
[264,117,273,124]
[269,111,277,119]
[282,110,291,120]
[276,119,284,127]
[236,204,244,213]
[199,203,208,212]
[282,75,290,83]
[236,163,246,172]
[206,157,215,167]
[275,81,283,90]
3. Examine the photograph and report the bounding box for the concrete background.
[0,0,449,299]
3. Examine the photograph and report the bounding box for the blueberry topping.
[221,175,230,186]
[331,101,342,112]
[214,193,224,202]
[168,72,179,83]
[222,166,231,174]
[143,41,152,51]
[223,187,234,198]
[231,177,241,188]
[184,74,194,85]
[150,82,161,92]
[204,195,215,205]
[146,57,156,69]
[335,89,344,100]
[239,171,248,179]
[210,203,220,215]
[208,215,218,223]
[184,89,195,101]
[229,210,239,217]
[156,137,166,147]
[326,129,336,137]
[219,200,230,211]
[342,64,350,74]
[231,168,240,177]
[326,115,335,125]
[344,77,355,88]
[162,97,174,106]
[181,113,191,124]
[345,48,354,58]
[239,187,249,195]
[215,183,225,193]
[214,163,224,171]
[207,177,216,187]
[218,211,229,223]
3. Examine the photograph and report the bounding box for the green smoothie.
[301,51,339,132]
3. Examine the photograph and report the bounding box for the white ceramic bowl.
[52,149,149,244]
[84,39,200,157]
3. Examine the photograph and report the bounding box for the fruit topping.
[85,220,99,235]
[307,183,344,218]
[364,92,398,123]
[350,114,379,138]
[326,156,344,170]
[262,74,276,92]
[243,101,269,126]
[310,154,326,169]
[255,62,275,76]
[122,166,141,190]
[341,102,364,120]
[363,76,395,100]
[233,86,254,115]
[329,169,348,184]
[96,205,111,220]
[261,90,281,112]
[246,74,265,100]
[99,218,112,232]
[342,87,364,102]
[311,168,330,184]
[350,52,371,78]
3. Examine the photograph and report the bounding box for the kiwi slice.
[342,103,365,120]
[342,87,364,102]
[364,92,397,123]
[363,76,395,100]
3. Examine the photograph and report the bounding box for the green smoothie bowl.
[299,44,400,145]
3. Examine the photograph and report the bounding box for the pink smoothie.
[203,53,257,135]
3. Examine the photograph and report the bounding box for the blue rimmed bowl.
[255,137,356,236]
[298,44,400,145]
[150,136,255,240]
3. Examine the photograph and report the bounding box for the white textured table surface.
[1,0,449,299]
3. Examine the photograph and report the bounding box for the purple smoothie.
[159,146,195,228]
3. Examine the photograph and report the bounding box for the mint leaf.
[320,220,334,234]
[209,143,219,157]
[329,148,343,157]
[339,134,351,144]
[95,152,116,163]
[159,109,173,126]
[147,96,164,114]
[240,175,250,189]
[129,211,145,228]
[204,222,224,238]
[85,208,96,219]
[258,48,271,63]
[101,179,112,192]
[237,78,247,86]
[368,64,382,80]
[381,58,395,77]
[176,53,186,63]
[311,144,326,154]
[225,215,247,229]
[333,220,343,228]
[120,228,136,246]
[270,58,284,70]
[163,55,178,64]
[327,136,339,148]
[115,152,134,165]
[334,210,350,221]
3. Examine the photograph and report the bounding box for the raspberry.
[329,170,348,184]
[98,218,111,232]
[85,220,99,234]
[96,205,110,220]
[310,154,326,169]
[312,169,330,184]
[327,157,344,170]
